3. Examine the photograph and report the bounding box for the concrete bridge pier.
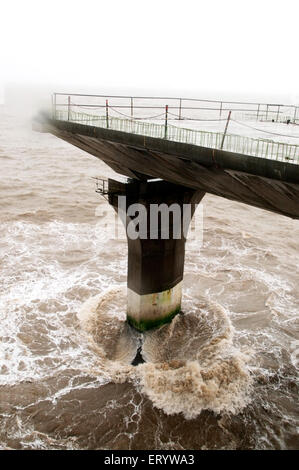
[108,178,205,331]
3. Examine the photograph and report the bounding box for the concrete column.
[108,179,205,331]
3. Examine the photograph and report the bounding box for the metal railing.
[52,92,299,124]
[54,109,299,165]
[93,177,109,195]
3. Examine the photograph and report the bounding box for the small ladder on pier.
[93,177,109,199]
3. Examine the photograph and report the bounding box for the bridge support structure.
[108,178,205,331]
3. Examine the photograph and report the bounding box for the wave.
[78,288,253,419]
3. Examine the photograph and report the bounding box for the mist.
[1,0,298,110]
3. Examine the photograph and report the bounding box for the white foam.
[78,290,253,418]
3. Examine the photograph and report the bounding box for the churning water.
[0,106,298,449]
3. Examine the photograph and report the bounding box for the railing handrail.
[52,93,299,128]
[52,92,297,109]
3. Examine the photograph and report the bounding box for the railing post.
[276,105,280,122]
[179,98,182,120]
[220,110,231,150]
[256,104,260,121]
[164,105,168,139]
[219,102,223,119]
[131,97,134,120]
[266,104,269,121]
[293,106,297,124]
[106,99,109,129]
[67,95,71,121]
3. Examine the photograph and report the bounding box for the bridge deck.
[55,109,299,166]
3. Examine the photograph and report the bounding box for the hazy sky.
[1,0,298,103]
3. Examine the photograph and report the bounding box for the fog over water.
[0,104,298,449]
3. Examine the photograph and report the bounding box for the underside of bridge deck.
[41,118,299,220]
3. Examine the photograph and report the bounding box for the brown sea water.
[0,107,298,449]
